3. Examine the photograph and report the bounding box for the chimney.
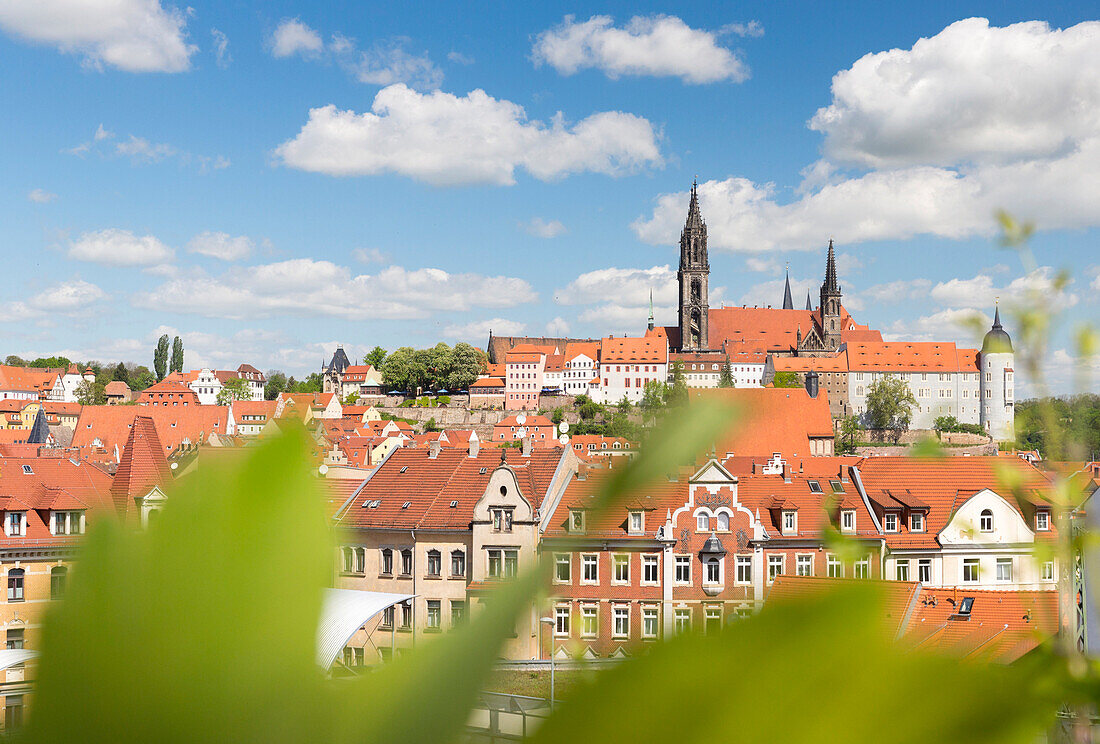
[577,462,588,480]
[783,463,791,484]
[468,437,479,459]
[805,369,820,399]
[522,436,532,458]
[840,466,849,484]
[428,440,442,459]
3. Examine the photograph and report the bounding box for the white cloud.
[269,18,322,59]
[0,0,195,72]
[352,247,387,264]
[738,276,818,310]
[522,218,567,238]
[186,231,253,261]
[862,278,933,303]
[545,317,571,336]
[131,259,537,320]
[211,28,230,68]
[338,39,443,90]
[444,318,526,340]
[28,188,57,203]
[929,266,1077,311]
[4,279,108,322]
[66,124,227,171]
[886,308,991,344]
[633,19,1100,252]
[1092,274,1100,292]
[532,15,749,84]
[745,256,780,273]
[447,51,473,65]
[68,228,174,266]
[720,21,764,38]
[275,84,661,186]
[115,134,175,163]
[555,265,676,307]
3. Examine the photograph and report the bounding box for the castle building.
[656,181,1015,438]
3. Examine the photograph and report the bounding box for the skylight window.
[402,502,411,509]
[479,467,487,474]
[399,466,408,474]
[808,480,823,493]
[21,465,32,474]
[830,481,843,493]
[450,501,458,508]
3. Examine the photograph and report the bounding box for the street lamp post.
[539,616,555,710]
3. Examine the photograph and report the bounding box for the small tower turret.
[979,305,1015,440]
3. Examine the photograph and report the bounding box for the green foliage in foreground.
[22,408,1096,744]
[1016,395,1100,460]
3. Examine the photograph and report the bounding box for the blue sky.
[1,1,1097,394]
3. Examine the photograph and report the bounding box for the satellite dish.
[169,462,178,470]
[558,422,569,434]
[318,464,329,476]
[516,413,527,425]
[559,434,569,445]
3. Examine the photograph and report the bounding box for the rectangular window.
[705,558,721,584]
[613,554,630,583]
[895,559,910,581]
[629,511,643,533]
[401,550,413,576]
[827,554,842,578]
[782,512,796,534]
[996,558,1013,582]
[911,512,925,532]
[380,549,393,575]
[582,554,598,583]
[581,605,597,637]
[1042,561,1055,581]
[768,555,784,583]
[884,513,898,532]
[400,603,412,629]
[841,510,854,532]
[6,513,22,537]
[426,600,441,630]
[642,554,659,584]
[642,607,658,638]
[795,554,812,577]
[1036,511,1049,531]
[569,510,585,533]
[613,606,629,638]
[854,556,870,579]
[5,629,22,651]
[5,695,23,731]
[918,558,932,583]
[962,558,980,583]
[554,553,571,583]
[426,550,441,577]
[504,550,518,578]
[487,549,502,578]
[674,608,691,634]
[451,550,466,577]
[704,607,722,635]
[381,606,394,629]
[491,508,514,532]
[6,571,23,602]
[674,555,690,584]
[735,555,752,584]
[555,605,570,636]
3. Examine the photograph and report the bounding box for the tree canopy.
[217,377,251,405]
[865,375,916,432]
[772,371,801,388]
[363,346,387,368]
[154,335,170,381]
[381,343,486,393]
[170,336,184,374]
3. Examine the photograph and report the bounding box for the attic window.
[479,467,487,475]
[402,502,411,509]
[399,466,408,474]
[807,480,822,494]
[957,597,975,616]
[21,465,32,474]
[450,501,458,508]
[830,481,843,493]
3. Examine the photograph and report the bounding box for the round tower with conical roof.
[979,306,1015,441]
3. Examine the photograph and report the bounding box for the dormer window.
[1036,511,1049,531]
[979,509,994,532]
[628,511,643,534]
[910,512,925,532]
[569,510,585,533]
[6,512,25,537]
[840,510,855,533]
[884,513,898,532]
[52,511,83,536]
[782,511,796,534]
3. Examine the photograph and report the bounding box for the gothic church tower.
[678,180,710,350]
[819,240,843,349]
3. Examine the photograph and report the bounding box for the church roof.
[324,347,352,374]
[982,306,1013,353]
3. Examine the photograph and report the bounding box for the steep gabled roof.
[110,415,172,514]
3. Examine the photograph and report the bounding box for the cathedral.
[658,180,1016,439]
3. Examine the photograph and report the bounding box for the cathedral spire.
[685,178,703,231]
[822,238,839,294]
[678,178,709,350]
[647,289,655,331]
[782,265,794,310]
[805,292,813,311]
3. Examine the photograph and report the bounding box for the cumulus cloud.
[929,266,1077,311]
[275,84,661,186]
[532,15,749,84]
[0,0,196,72]
[720,21,764,38]
[115,134,176,163]
[4,280,108,322]
[211,28,230,68]
[28,188,57,203]
[862,278,933,303]
[739,276,819,310]
[131,259,537,320]
[886,308,992,344]
[545,317,571,336]
[186,231,253,261]
[555,265,683,335]
[444,318,526,340]
[447,51,473,65]
[352,247,387,264]
[336,37,443,90]
[522,218,567,238]
[68,228,174,266]
[269,18,322,58]
[633,19,1100,252]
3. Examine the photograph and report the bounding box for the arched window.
[7,569,24,602]
[979,509,994,532]
[696,512,710,531]
[716,513,730,531]
[50,566,67,600]
[451,550,466,577]
[400,549,413,576]
[691,277,701,303]
[426,550,441,577]
[705,557,721,584]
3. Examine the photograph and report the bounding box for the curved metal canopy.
[316,588,415,669]
[0,649,37,671]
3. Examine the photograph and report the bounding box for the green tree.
[718,356,735,388]
[381,347,419,393]
[75,379,105,405]
[129,367,155,391]
[264,371,287,401]
[170,336,184,374]
[640,380,669,423]
[836,415,862,455]
[30,356,72,369]
[290,373,323,394]
[154,335,170,381]
[550,407,564,425]
[772,371,801,388]
[4,355,27,367]
[344,392,360,405]
[668,361,689,406]
[113,362,129,384]
[865,374,917,434]
[445,342,486,390]
[364,346,387,368]
[216,377,251,406]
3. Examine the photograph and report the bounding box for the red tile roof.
[600,336,668,364]
[846,342,981,373]
[766,575,921,638]
[0,455,115,547]
[136,380,201,405]
[72,405,231,459]
[110,415,171,514]
[689,387,834,458]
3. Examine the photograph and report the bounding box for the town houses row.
[0,364,266,405]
